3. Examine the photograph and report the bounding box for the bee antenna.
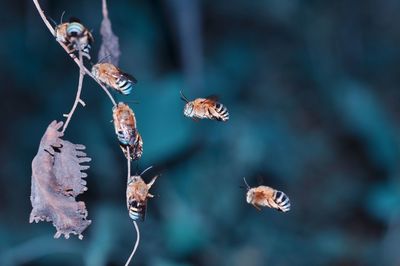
[124,100,140,105]
[48,16,58,27]
[60,11,66,24]
[180,90,189,103]
[136,161,140,174]
[243,177,250,190]
[98,54,112,64]
[140,166,154,176]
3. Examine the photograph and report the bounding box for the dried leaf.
[98,0,120,65]
[29,121,92,240]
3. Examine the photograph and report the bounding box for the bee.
[54,18,94,59]
[112,102,143,160]
[126,166,159,221]
[92,63,137,95]
[243,178,291,212]
[180,91,229,122]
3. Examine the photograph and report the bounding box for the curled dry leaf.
[29,121,92,240]
[98,0,120,65]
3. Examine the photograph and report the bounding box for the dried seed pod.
[30,121,92,239]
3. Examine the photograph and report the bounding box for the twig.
[124,149,140,266]
[127,148,131,180]
[102,0,108,18]
[32,0,117,106]
[62,50,85,133]
[125,221,140,266]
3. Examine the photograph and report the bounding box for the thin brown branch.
[32,0,117,107]
[125,221,140,266]
[124,149,140,266]
[62,50,85,133]
[102,0,108,18]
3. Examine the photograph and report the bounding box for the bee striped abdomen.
[66,22,84,36]
[120,133,143,160]
[116,75,134,95]
[211,102,229,121]
[128,201,146,221]
[67,22,92,57]
[272,190,291,212]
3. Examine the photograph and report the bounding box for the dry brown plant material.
[29,121,92,240]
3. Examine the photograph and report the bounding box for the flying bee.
[91,63,137,95]
[54,18,93,59]
[112,102,143,160]
[243,178,291,212]
[180,91,229,122]
[126,166,159,221]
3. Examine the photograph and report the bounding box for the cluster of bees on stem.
[53,16,291,221]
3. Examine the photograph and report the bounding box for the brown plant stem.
[102,0,108,18]
[32,0,117,107]
[125,150,140,266]
[125,221,140,266]
[62,50,85,133]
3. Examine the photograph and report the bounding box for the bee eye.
[216,103,221,108]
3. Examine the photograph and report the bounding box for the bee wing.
[205,95,219,101]
[256,176,264,186]
[69,17,81,23]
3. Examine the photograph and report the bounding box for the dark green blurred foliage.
[1,0,400,265]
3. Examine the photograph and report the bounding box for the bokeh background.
[1,0,400,265]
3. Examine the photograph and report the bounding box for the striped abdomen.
[120,133,143,161]
[67,22,85,37]
[127,201,146,221]
[66,22,93,58]
[211,102,229,121]
[115,74,136,95]
[272,190,291,212]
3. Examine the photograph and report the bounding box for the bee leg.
[252,204,261,211]
[147,193,154,198]
[147,175,159,189]
[191,117,199,122]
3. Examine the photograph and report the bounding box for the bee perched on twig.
[180,91,229,122]
[54,18,93,59]
[243,178,291,212]
[112,102,143,160]
[92,63,137,95]
[126,166,159,221]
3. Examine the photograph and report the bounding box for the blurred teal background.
[1,0,400,265]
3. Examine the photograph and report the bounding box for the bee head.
[183,102,194,117]
[91,63,99,77]
[246,189,255,204]
[243,177,253,204]
[128,175,142,184]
